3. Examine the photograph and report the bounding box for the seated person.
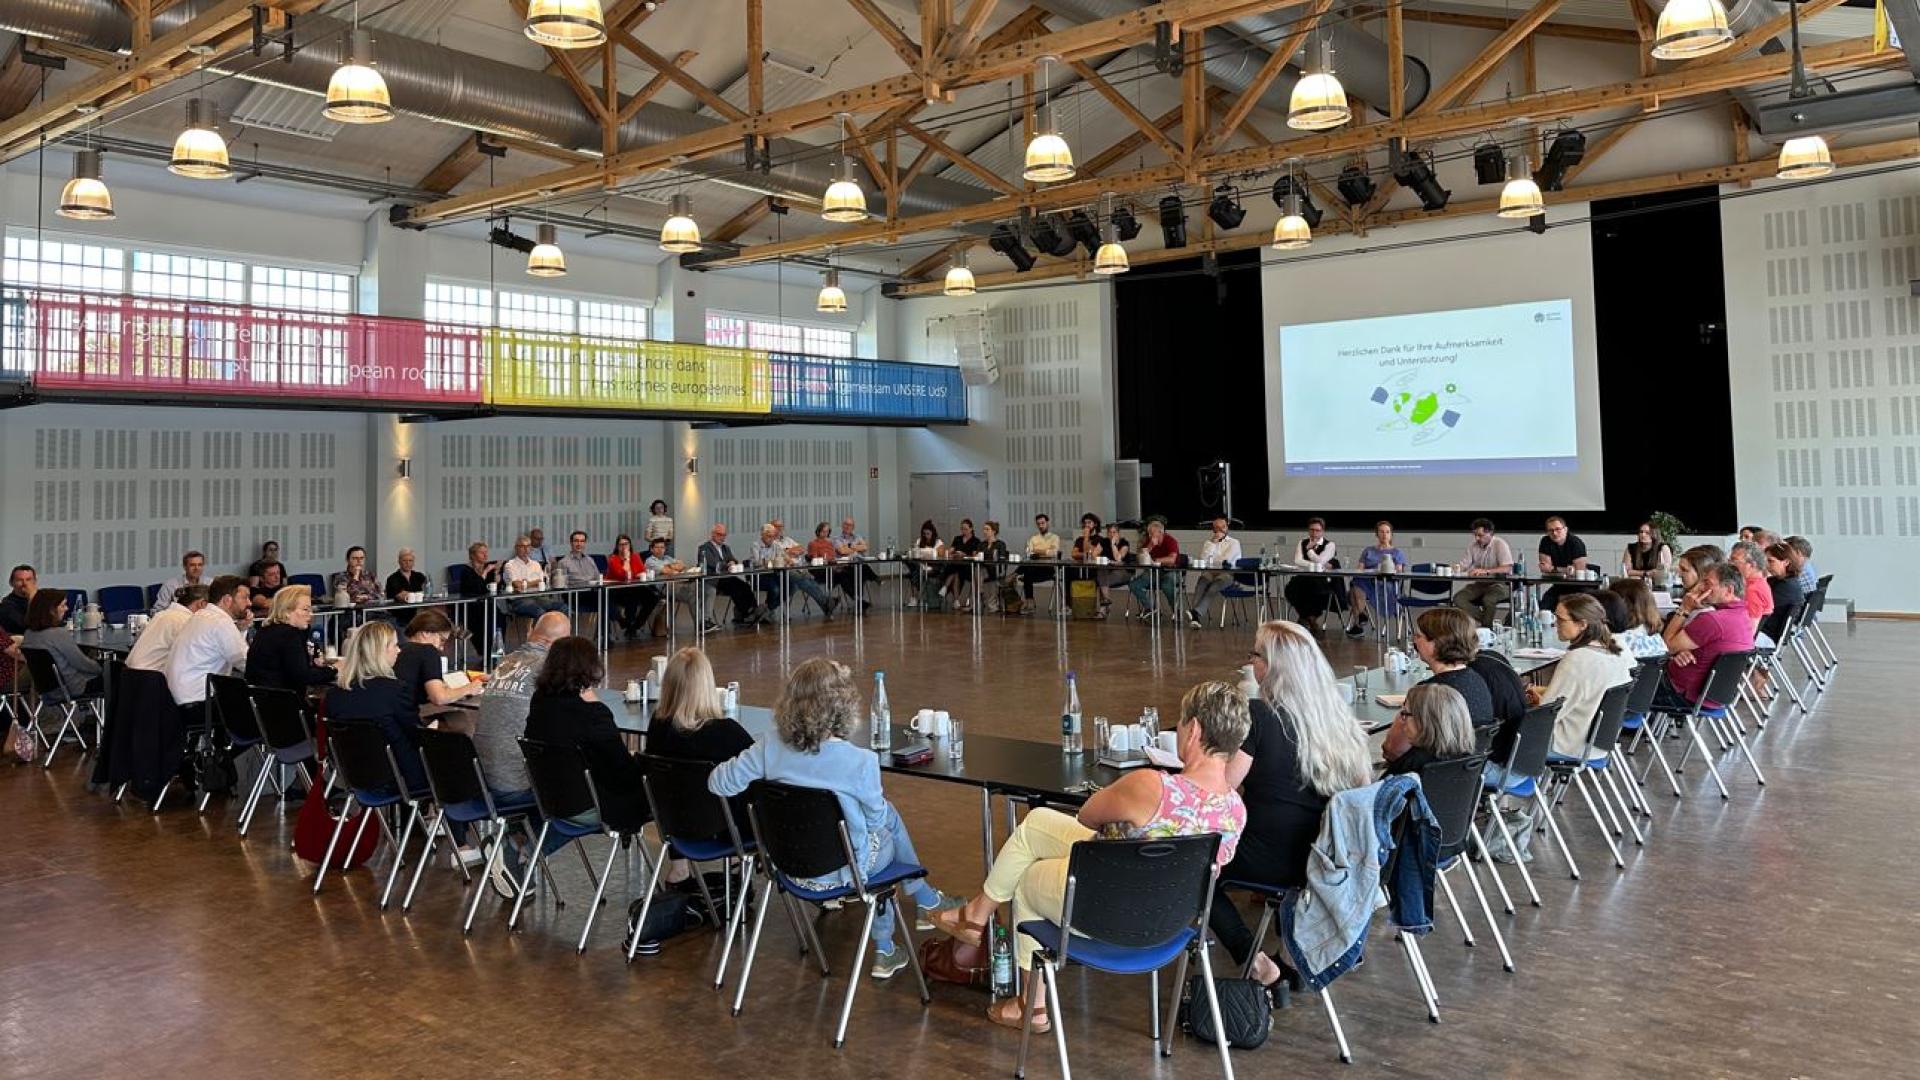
[471,612,569,897]
[751,524,836,620]
[1126,519,1183,617]
[1620,521,1672,588]
[1466,647,1529,766]
[1396,608,1494,747]
[903,520,946,609]
[834,518,881,603]
[1187,514,1243,628]
[932,681,1249,1030]
[244,585,333,695]
[1528,594,1635,760]
[1786,536,1818,593]
[645,646,754,887]
[323,622,426,792]
[1018,513,1061,602]
[1,564,36,636]
[385,548,429,601]
[328,546,384,607]
[456,541,504,641]
[246,541,282,589]
[1760,541,1806,644]
[1655,563,1755,711]
[709,658,957,980]
[250,561,289,616]
[1727,540,1774,638]
[1451,518,1515,627]
[695,524,768,627]
[977,521,1013,612]
[1607,578,1670,658]
[501,535,566,619]
[1214,621,1372,990]
[21,590,104,700]
[128,585,207,674]
[395,608,481,708]
[942,519,984,609]
[1383,683,1478,775]
[1537,515,1596,613]
[552,530,601,588]
[1345,520,1406,638]
[1282,518,1338,632]
[804,523,839,596]
[1096,522,1134,613]
[154,551,208,613]
[640,537,692,637]
[605,534,655,640]
[523,635,649,837]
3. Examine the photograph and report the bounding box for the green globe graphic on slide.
[1370,370,1467,447]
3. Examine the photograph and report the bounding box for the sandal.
[930,907,986,947]
[987,996,1050,1033]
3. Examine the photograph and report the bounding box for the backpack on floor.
[998,581,1025,614]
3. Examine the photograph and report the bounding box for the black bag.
[623,893,706,951]
[1178,975,1275,1050]
[194,744,237,799]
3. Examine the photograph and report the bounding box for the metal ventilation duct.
[0,0,994,217]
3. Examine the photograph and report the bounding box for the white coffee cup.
[933,710,951,737]
[406,591,424,604]
[651,655,669,682]
[624,679,643,702]
[913,708,935,733]
[1009,554,1023,564]
[1155,730,1178,755]
[1336,682,1356,705]
[1106,724,1133,753]
[1096,556,1110,566]
[486,582,498,595]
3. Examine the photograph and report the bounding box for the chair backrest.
[1408,563,1450,598]
[517,736,599,821]
[145,583,161,607]
[1815,573,1833,590]
[98,585,145,620]
[641,753,744,850]
[1060,833,1220,951]
[416,727,489,808]
[591,554,609,574]
[208,673,259,742]
[1504,700,1563,778]
[18,646,63,697]
[1623,655,1669,718]
[289,573,326,594]
[1417,753,1492,858]
[1697,650,1757,710]
[1232,557,1262,585]
[247,685,312,751]
[1801,585,1827,621]
[745,780,857,882]
[326,719,407,798]
[446,564,472,594]
[1582,681,1635,754]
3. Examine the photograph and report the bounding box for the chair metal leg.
[1437,866,1474,948]
[463,818,508,935]
[1238,902,1277,977]
[379,804,421,910]
[1532,791,1581,880]
[1320,984,1353,1064]
[713,857,755,986]
[1681,723,1732,800]
[401,809,448,911]
[312,793,356,895]
[1598,768,1646,845]
[629,843,671,964]
[730,876,775,1017]
[577,835,622,953]
[1458,857,1514,973]
[1194,946,1238,1080]
[236,754,276,837]
[1396,930,1440,1023]
[1569,772,1625,869]
[1482,795,1540,907]
[1016,955,1042,1079]
[1162,941,1193,1060]
[830,897,880,1049]
[1042,959,1072,1079]
[1148,969,1161,1050]
[1729,728,1768,786]
[508,823,550,929]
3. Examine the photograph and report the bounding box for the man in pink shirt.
[1656,563,1754,710]
[1127,519,1182,617]
[1727,540,1773,634]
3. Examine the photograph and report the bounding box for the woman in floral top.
[933,681,1250,1033]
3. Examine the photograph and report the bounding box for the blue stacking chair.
[1015,833,1234,1080]
[734,779,931,1049]
[403,727,540,934]
[1545,681,1642,871]
[632,754,761,975]
[1395,563,1453,636]
[1654,650,1763,801]
[1418,753,1514,972]
[289,573,326,595]
[237,686,317,837]
[1483,701,1580,889]
[313,720,429,905]
[1621,656,1679,797]
[512,737,649,952]
[98,584,145,622]
[1215,557,1265,628]
[64,588,88,614]
[144,583,161,609]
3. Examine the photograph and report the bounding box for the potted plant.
[1646,511,1689,553]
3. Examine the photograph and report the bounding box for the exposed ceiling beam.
[890,136,1920,294]
[611,23,746,121]
[1067,58,1188,164]
[710,196,783,243]
[746,0,764,113]
[618,48,699,124]
[1082,102,1184,176]
[419,135,489,195]
[1627,0,1657,77]
[1357,6,1642,46]
[1418,0,1564,115]
[905,238,975,280]
[946,0,1001,60]
[1558,107,1645,185]
[1205,0,1332,153]
[397,0,1316,225]
[0,0,324,161]
[695,36,1899,268]
[898,118,1020,194]
[1386,0,1404,120]
[846,0,923,70]
[0,42,46,121]
[1695,0,1851,65]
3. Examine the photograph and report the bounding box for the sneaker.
[488,857,529,900]
[869,944,911,980]
[628,936,663,957]
[458,846,486,868]
[905,597,920,609]
[1345,621,1366,638]
[915,893,965,932]
[1186,608,1202,629]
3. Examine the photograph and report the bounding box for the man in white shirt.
[1283,517,1339,632]
[1452,517,1517,627]
[153,551,208,613]
[126,585,208,673]
[1187,515,1244,627]
[166,576,251,708]
[501,535,564,618]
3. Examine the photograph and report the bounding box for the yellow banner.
[485,331,772,414]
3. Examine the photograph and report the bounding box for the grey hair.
[774,658,860,754]
[1401,683,1477,760]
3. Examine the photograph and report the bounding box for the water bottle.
[990,924,1016,999]
[869,671,893,752]
[1061,672,1083,754]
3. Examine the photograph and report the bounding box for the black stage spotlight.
[1335,164,1375,207]
[488,224,535,254]
[1270,175,1323,228]
[1111,203,1141,241]
[1206,182,1245,230]
[988,222,1036,271]
[1065,209,1102,256]
[1473,142,1506,185]
[1159,194,1188,248]
[1027,212,1078,257]
[1534,128,1587,191]
[1391,146,1450,211]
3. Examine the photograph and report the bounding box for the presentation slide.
[1261,216,1605,513]
[1278,300,1577,478]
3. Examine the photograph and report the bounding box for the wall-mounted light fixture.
[396,457,413,479]
[685,455,699,475]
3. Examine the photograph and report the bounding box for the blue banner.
[769,355,967,421]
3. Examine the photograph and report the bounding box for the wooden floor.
[4,607,1915,1079]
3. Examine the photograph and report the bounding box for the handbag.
[292,767,379,871]
[1178,974,1275,1050]
[623,893,706,952]
[919,934,990,990]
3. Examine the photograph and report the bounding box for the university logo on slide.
[1369,370,1466,447]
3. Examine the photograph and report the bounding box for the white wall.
[1722,167,1920,613]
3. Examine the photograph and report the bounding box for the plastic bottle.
[1061,672,1083,754]
[870,671,893,752]
[990,924,1016,998]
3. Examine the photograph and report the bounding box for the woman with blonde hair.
[709,657,956,980]
[1384,683,1478,775]
[324,621,426,790]
[244,584,334,695]
[647,647,752,764]
[1214,620,1374,991]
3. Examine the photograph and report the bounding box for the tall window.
[425,281,492,326]
[578,299,649,340]
[130,251,246,303]
[2,236,125,293]
[425,281,648,340]
[705,311,854,357]
[497,290,574,333]
[251,265,352,313]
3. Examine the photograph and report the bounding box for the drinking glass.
[947,718,965,760]
[1353,665,1369,700]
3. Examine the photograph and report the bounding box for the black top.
[1467,654,1530,762]
[646,714,754,764]
[1763,575,1805,640]
[386,569,428,601]
[1422,666,1495,731]
[1072,534,1114,560]
[1385,744,1440,776]
[325,678,416,727]
[393,640,445,707]
[244,622,333,694]
[1227,698,1329,889]
[0,593,27,636]
[457,563,499,599]
[1538,533,1589,570]
[524,692,649,827]
[949,534,984,557]
[247,559,283,581]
